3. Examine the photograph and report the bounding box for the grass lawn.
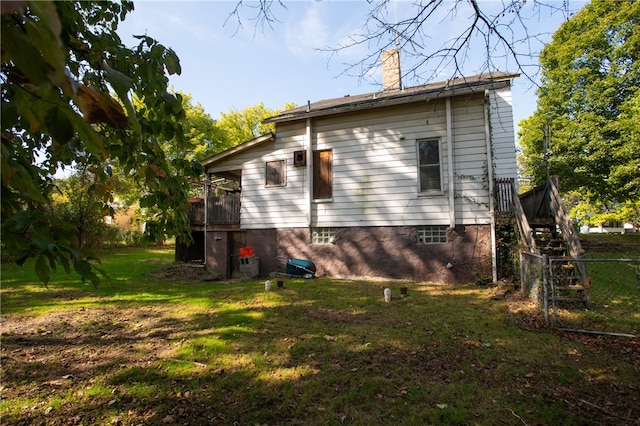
[1,246,639,425]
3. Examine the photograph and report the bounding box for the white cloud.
[284,2,330,60]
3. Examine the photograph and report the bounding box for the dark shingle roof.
[263,72,519,124]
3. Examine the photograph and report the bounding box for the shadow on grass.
[2,257,639,425]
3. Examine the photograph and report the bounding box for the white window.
[417,225,448,244]
[312,227,335,244]
[418,139,442,192]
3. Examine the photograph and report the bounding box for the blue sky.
[116,1,587,130]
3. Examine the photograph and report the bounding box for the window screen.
[418,140,441,192]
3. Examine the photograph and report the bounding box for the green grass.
[1,246,639,425]
[553,236,640,333]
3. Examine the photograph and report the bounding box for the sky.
[116,0,588,131]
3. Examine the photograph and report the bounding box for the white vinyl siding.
[310,99,485,227]
[451,97,492,224]
[488,87,517,179]
[206,88,517,230]
[206,123,310,229]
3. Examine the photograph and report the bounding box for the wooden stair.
[503,177,591,307]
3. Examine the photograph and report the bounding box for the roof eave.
[264,75,518,124]
[201,132,275,167]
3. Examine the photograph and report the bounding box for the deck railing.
[188,193,241,225]
[495,178,515,218]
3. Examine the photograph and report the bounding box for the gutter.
[446,97,455,227]
[484,90,498,283]
[306,118,313,227]
[264,79,516,124]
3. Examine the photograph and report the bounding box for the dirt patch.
[1,305,191,425]
[144,263,224,283]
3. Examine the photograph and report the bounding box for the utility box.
[293,150,306,167]
[239,257,259,280]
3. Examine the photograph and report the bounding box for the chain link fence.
[520,252,640,336]
[520,251,548,323]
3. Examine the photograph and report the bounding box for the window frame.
[417,139,443,194]
[265,159,287,188]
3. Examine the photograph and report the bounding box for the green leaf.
[24,1,66,83]
[102,60,141,133]
[57,252,70,273]
[73,259,100,287]
[2,25,50,85]
[164,48,181,75]
[32,237,50,251]
[139,193,157,208]
[45,107,75,144]
[35,255,51,285]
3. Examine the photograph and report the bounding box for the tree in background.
[517,0,640,227]
[217,102,296,147]
[1,1,200,284]
[181,93,231,161]
[52,167,114,250]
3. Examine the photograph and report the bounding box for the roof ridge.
[264,71,519,124]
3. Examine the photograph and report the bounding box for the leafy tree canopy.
[518,0,640,212]
[180,93,230,162]
[1,1,200,284]
[217,101,296,147]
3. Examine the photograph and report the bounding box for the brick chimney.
[382,48,401,91]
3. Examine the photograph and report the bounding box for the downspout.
[446,97,455,227]
[306,117,313,227]
[484,90,498,283]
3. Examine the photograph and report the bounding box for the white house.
[193,51,519,283]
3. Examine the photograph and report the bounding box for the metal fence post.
[542,254,549,325]
[519,250,525,295]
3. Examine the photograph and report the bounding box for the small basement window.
[312,227,335,244]
[417,225,448,244]
[265,159,286,187]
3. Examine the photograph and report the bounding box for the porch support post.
[203,175,210,265]
[484,90,498,283]
[446,97,455,227]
